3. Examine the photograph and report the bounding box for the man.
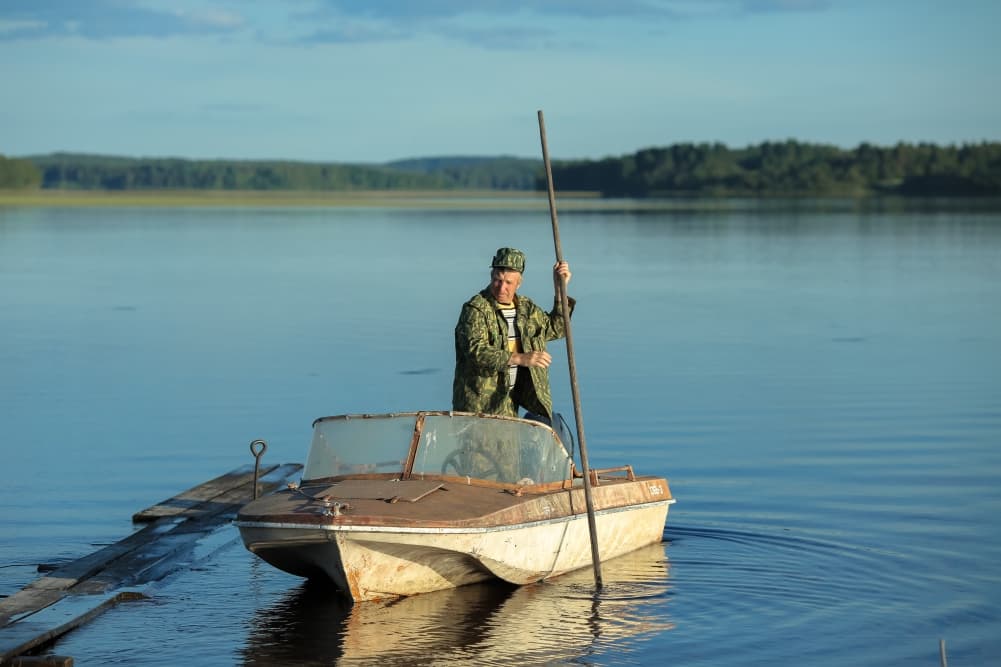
[452,247,573,423]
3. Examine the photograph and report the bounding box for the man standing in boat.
[453,247,573,424]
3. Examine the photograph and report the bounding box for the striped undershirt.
[497,302,520,390]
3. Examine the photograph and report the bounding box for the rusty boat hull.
[236,412,675,601]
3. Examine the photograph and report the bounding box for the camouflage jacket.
[452,288,575,420]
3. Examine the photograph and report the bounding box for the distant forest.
[2,140,1000,197]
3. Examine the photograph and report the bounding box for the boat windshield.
[303,413,573,486]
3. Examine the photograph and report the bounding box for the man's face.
[489,269,522,304]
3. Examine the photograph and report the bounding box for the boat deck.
[238,474,671,529]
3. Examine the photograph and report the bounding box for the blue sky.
[1,0,998,163]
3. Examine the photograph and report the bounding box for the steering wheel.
[441,446,501,481]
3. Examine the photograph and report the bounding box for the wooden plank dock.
[0,461,302,664]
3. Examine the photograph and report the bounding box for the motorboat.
[236,411,674,601]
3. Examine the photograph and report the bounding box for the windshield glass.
[412,414,572,485]
[303,414,416,481]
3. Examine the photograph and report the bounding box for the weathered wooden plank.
[0,519,176,626]
[61,464,302,596]
[21,519,180,593]
[0,463,303,630]
[70,531,221,595]
[0,591,145,662]
[131,463,279,522]
[0,591,64,630]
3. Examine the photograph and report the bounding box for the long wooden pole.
[537,109,603,588]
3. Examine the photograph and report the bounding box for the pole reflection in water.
[239,543,673,666]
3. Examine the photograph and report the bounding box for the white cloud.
[175,9,247,30]
[0,19,45,35]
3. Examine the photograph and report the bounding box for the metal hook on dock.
[250,439,267,500]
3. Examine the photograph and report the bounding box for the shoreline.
[0,189,579,209]
[1,189,998,213]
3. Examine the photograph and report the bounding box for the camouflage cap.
[490,247,526,273]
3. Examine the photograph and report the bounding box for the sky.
[1,0,999,164]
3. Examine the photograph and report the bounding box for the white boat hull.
[239,500,672,601]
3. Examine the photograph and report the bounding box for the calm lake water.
[1,200,1000,665]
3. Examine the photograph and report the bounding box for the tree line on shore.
[0,155,43,189]
[2,140,999,196]
[553,140,1001,197]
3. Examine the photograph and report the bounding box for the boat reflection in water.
[239,543,673,666]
